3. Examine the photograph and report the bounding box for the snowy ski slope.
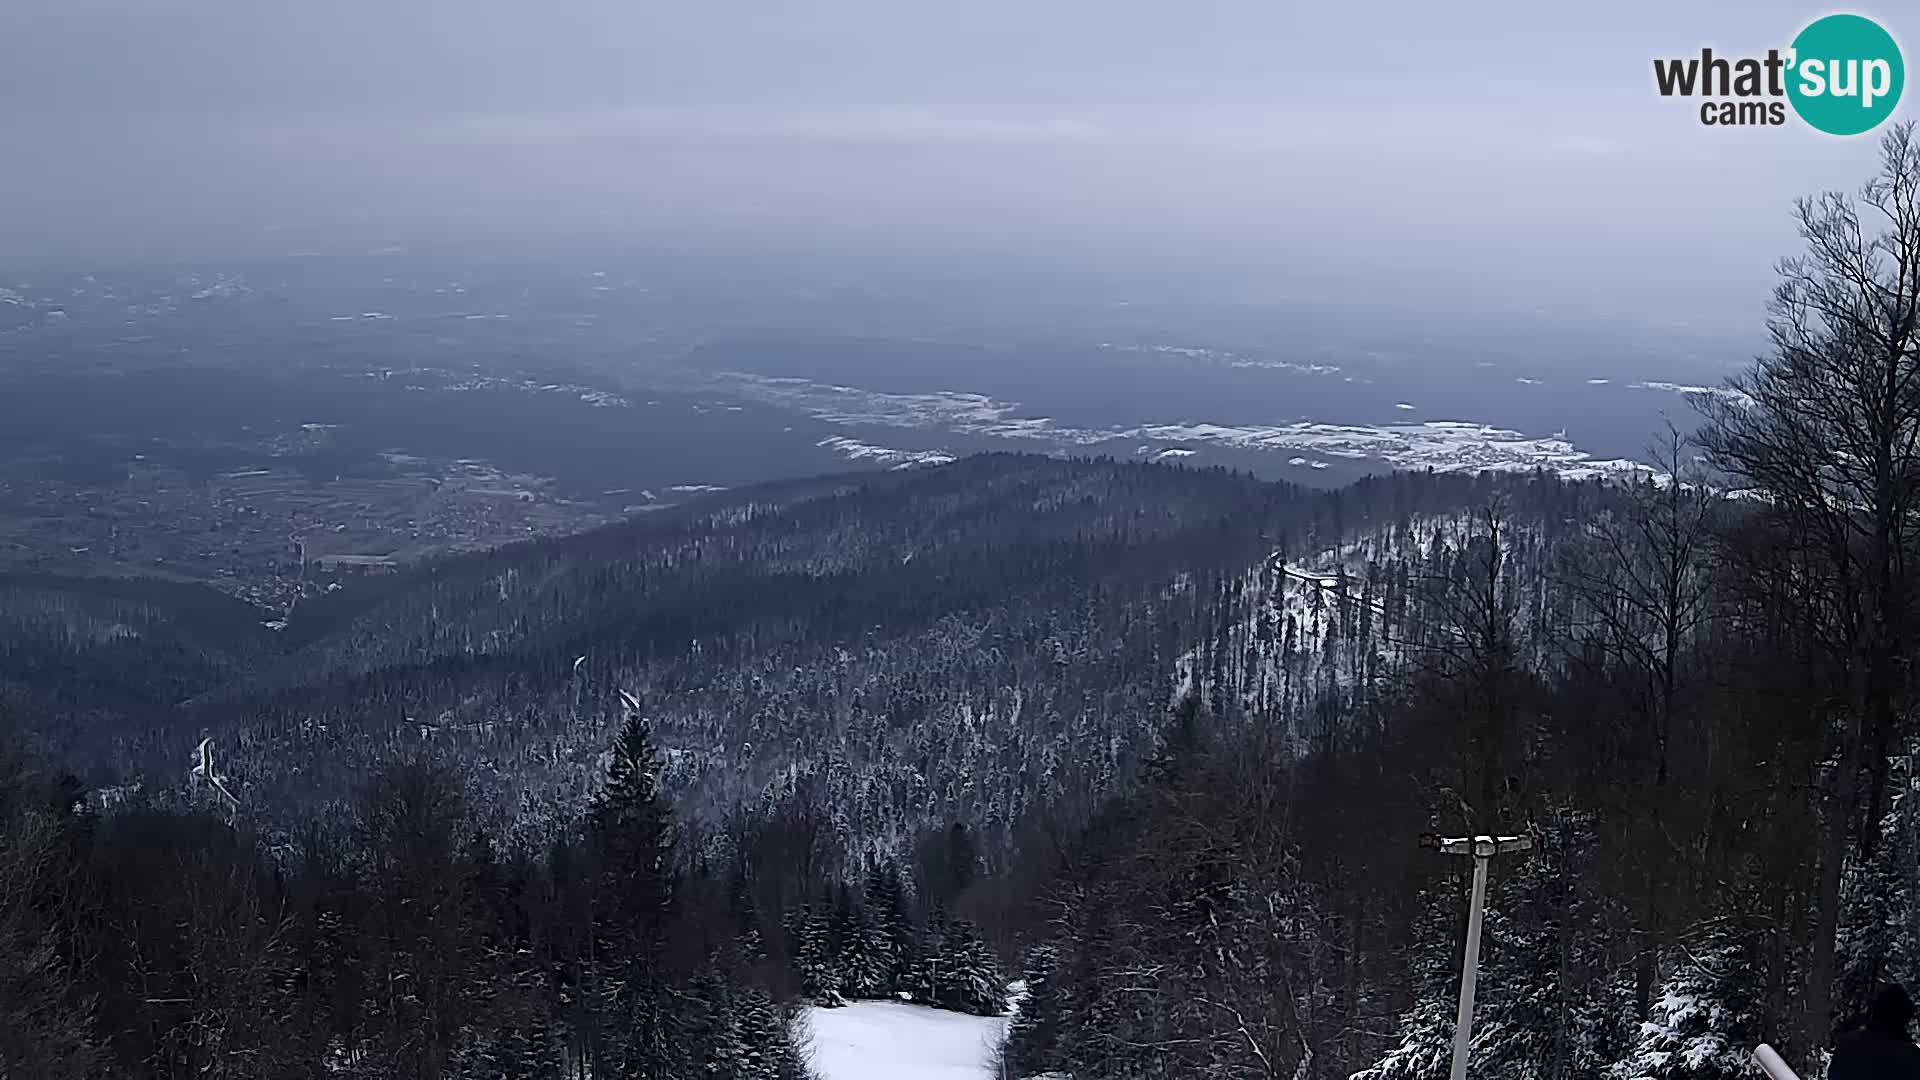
[807,1000,1013,1079]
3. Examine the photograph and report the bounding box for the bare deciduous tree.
[1558,424,1719,1015]
[1699,120,1920,1052]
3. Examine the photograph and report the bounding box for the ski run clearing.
[806,1000,1013,1080]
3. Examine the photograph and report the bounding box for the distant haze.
[2,0,1909,332]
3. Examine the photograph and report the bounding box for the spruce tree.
[587,694,683,1077]
[1838,760,1920,1029]
[908,917,945,1005]
[0,756,100,1080]
[1351,879,1466,1080]
[686,967,750,1080]
[936,919,1007,1016]
[1005,943,1063,1074]
[864,863,918,995]
[838,894,892,999]
[732,988,813,1080]
[789,904,845,1006]
[1611,939,1768,1080]
[727,860,767,968]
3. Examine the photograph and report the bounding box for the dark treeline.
[0,433,1668,1079]
[1002,125,1920,1080]
[0,689,826,1079]
[1,453,1510,861]
[999,488,1835,1080]
[0,682,1035,1078]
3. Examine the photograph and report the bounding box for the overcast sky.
[0,0,1909,331]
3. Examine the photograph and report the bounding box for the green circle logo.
[1787,14,1904,135]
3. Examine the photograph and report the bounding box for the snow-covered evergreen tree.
[1360,817,1637,1080]
[838,898,894,999]
[684,968,751,1080]
[1355,989,1460,1080]
[734,990,813,1080]
[789,905,846,1007]
[727,862,768,968]
[1611,941,1767,1080]
[864,863,919,993]
[1353,877,1463,1080]
[933,918,1007,1016]
[1838,752,1920,1030]
[1005,943,1064,1076]
[587,695,685,1076]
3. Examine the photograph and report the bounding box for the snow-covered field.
[806,1001,1011,1080]
[718,369,1655,479]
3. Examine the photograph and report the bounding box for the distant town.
[0,442,617,616]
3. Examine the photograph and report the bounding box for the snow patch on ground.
[818,435,959,470]
[1096,342,1343,376]
[1130,420,1644,479]
[187,275,250,300]
[1630,381,1752,406]
[436,375,629,408]
[806,1001,1010,1080]
[1230,358,1342,375]
[722,372,1652,479]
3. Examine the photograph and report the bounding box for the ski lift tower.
[1419,832,1534,1080]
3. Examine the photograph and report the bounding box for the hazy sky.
[1,0,1910,331]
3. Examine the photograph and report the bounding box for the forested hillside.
[10,455,1528,850]
[0,446,1646,1076]
[0,449,1567,1078]
[1,692,819,1077]
[0,573,274,767]
[999,127,1920,1080]
[0,450,1621,1077]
